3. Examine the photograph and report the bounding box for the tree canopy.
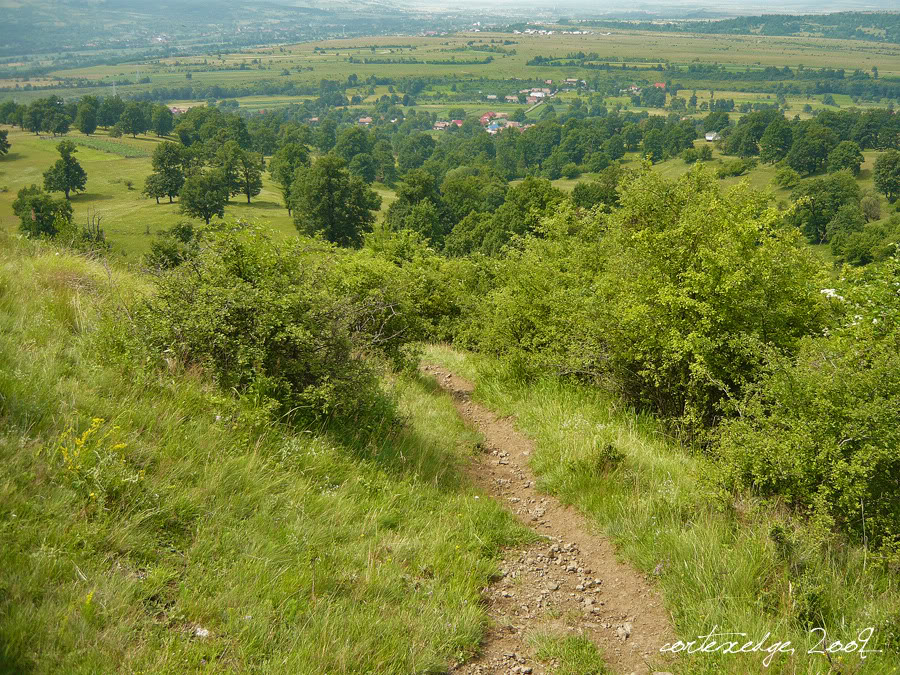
[43,140,87,199]
[291,154,381,247]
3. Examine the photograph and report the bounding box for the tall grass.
[0,236,531,673]
[424,344,900,674]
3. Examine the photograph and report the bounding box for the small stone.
[193,626,210,639]
[547,581,559,591]
[523,668,533,674]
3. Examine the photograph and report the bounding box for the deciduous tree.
[180,170,228,224]
[291,154,381,247]
[874,149,900,203]
[43,140,87,199]
[12,185,73,238]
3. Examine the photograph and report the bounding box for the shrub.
[717,256,900,553]
[137,223,390,424]
[594,165,827,431]
[716,157,757,178]
[562,162,581,179]
[773,165,802,189]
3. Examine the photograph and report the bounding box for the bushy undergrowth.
[137,222,440,425]
[467,165,828,432]
[717,257,900,555]
[434,163,898,551]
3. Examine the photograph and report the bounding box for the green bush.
[716,157,757,178]
[717,256,900,553]
[473,165,828,433]
[594,165,826,431]
[137,223,391,424]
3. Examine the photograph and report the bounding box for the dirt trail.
[423,364,676,675]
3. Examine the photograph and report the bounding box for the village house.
[358,116,373,126]
[705,131,722,142]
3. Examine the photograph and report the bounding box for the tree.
[74,101,98,136]
[642,129,665,163]
[348,153,377,184]
[397,132,436,173]
[145,142,185,204]
[372,140,397,186]
[827,203,866,259]
[0,129,8,156]
[827,140,864,175]
[236,150,264,204]
[703,111,730,133]
[214,140,243,201]
[291,154,381,247]
[786,123,838,176]
[315,118,337,152]
[335,125,372,164]
[151,105,175,137]
[98,96,125,128]
[440,167,507,224]
[142,172,168,204]
[12,185,73,238]
[43,140,87,199]
[860,190,882,222]
[873,149,900,203]
[790,171,861,243]
[570,164,624,211]
[268,142,310,215]
[49,113,71,137]
[119,102,148,137]
[758,118,792,164]
[180,170,228,224]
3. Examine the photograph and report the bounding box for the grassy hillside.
[0,233,530,673]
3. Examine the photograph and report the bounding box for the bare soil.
[423,364,676,675]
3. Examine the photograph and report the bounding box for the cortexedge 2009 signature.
[660,626,881,667]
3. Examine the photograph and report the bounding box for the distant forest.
[581,12,900,43]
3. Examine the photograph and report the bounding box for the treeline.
[580,11,900,43]
[0,95,175,139]
[349,57,494,65]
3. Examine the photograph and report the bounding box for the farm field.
[3,28,899,107]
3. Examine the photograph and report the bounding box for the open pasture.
[0,127,300,258]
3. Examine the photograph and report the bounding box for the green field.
[0,128,300,258]
[2,28,898,107]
